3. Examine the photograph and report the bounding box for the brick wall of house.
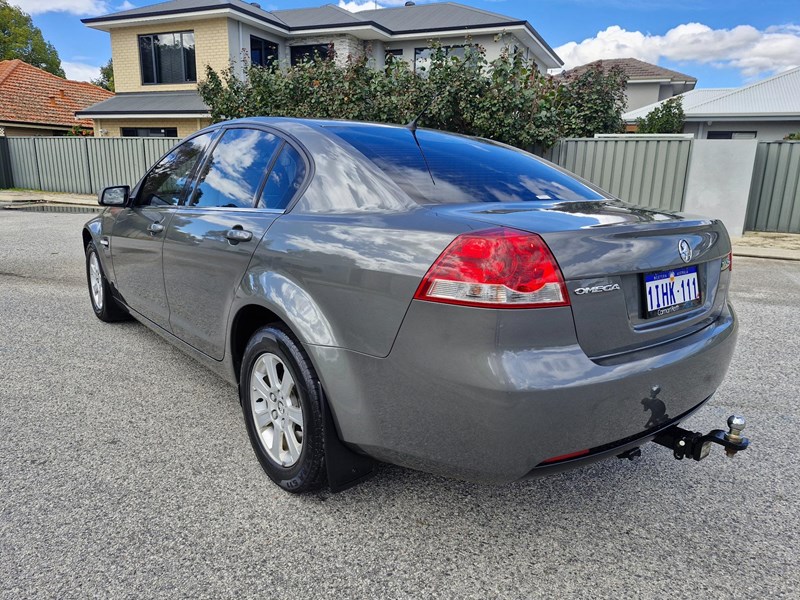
[111,18,231,92]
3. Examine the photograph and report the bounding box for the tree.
[559,64,628,138]
[91,58,114,91]
[0,0,65,77]
[635,97,685,134]
[784,131,800,141]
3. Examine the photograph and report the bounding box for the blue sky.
[17,0,800,89]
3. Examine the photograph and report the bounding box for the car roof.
[210,116,477,144]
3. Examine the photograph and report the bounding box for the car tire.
[85,241,129,322]
[240,324,327,494]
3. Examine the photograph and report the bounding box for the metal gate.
[746,142,800,233]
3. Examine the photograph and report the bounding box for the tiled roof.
[623,66,800,121]
[0,60,114,129]
[564,58,696,83]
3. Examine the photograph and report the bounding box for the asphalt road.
[1,210,798,599]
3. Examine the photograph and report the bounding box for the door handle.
[148,222,165,234]
[226,228,253,243]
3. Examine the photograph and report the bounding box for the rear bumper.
[306,301,738,484]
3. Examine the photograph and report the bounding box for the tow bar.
[653,415,750,461]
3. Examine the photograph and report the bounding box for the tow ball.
[653,415,750,461]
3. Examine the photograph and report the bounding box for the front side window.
[188,128,282,208]
[138,133,214,206]
[251,36,278,67]
[257,145,307,210]
[290,44,330,66]
[139,31,196,84]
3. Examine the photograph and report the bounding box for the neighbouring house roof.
[623,66,800,122]
[563,58,697,83]
[82,1,562,67]
[0,59,113,130]
[76,90,210,119]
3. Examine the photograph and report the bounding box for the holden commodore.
[83,118,749,493]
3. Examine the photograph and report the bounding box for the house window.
[386,49,403,59]
[121,127,179,138]
[251,36,278,67]
[139,31,196,84]
[414,45,465,73]
[290,44,331,66]
[707,131,757,140]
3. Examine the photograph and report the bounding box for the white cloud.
[63,61,100,82]
[337,0,432,12]
[555,22,800,78]
[13,1,136,16]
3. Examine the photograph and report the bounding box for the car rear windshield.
[325,125,605,204]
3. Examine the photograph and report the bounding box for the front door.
[162,127,301,359]
[110,132,216,329]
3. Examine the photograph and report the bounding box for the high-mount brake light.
[413,227,570,309]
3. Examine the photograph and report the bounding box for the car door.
[162,126,308,360]
[111,132,216,329]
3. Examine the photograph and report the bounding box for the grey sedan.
[83,118,745,493]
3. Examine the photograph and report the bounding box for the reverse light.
[414,227,569,308]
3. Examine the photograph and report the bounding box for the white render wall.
[625,82,662,112]
[682,140,760,236]
[221,21,549,74]
[384,33,546,72]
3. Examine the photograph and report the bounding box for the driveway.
[1,210,797,598]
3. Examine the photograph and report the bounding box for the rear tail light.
[414,227,569,308]
[721,252,732,271]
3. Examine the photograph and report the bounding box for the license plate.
[644,266,701,318]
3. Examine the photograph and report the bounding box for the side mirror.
[99,185,130,207]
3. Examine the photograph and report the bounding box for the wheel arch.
[230,303,290,384]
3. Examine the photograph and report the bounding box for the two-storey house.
[77,0,562,138]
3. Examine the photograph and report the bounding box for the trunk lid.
[434,200,733,359]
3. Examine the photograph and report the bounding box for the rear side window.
[138,132,214,206]
[326,126,604,204]
[257,144,307,210]
[188,128,282,208]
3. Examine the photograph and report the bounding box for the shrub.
[198,43,627,150]
[635,97,685,134]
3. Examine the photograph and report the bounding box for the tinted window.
[188,128,282,208]
[414,45,464,73]
[139,31,196,84]
[138,133,214,206]
[290,44,330,66]
[257,145,307,210]
[121,127,178,138]
[326,126,604,204]
[251,36,278,67]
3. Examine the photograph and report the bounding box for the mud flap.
[320,386,377,493]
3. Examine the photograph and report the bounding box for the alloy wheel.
[250,352,304,467]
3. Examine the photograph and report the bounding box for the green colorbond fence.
[545,136,692,212]
[0,136,178,195]
[746,142,800,234]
